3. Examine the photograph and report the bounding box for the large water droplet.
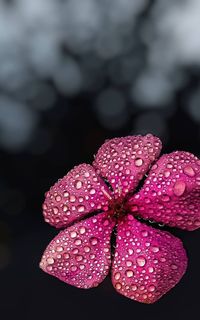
[135,158,143,167]
[79,226,86,234]
[126,270,134,278]
[114,272,121,280]
[77,205,85,213]
[173,180,186,196]
[75,180,83,189]
[183,166,195,177]
[136,256,146,267]
[115,283,122,290]
[47,257,55,265]
[70,231,77,238]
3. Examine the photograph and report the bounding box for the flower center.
[110,198,128,219]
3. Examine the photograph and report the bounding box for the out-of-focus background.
[0,0,200,319]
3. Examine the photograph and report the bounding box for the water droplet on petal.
[69,195,76,202]
[84,246,90,253]
[126,270,134,278]
[128,249,134,255]
[76,255,83,262]
[71,265,77,272]
[53,207,59,214]
[55,195,61,202]
[79,227,86,234]
[70,231,77,238]
[47,257,54,265]
[132,285,137,291]
[114,272,121,280]
[148,266,154,273]
[164,171,171,178]
[77,205,85,213]
[141,230,148,237]
[183,166,195,177]
[126,260,132,267]
[75,180,83,189]
[151,246,159,253]
[173,180,186,196]
[115,283,122,290]
[90,237,98,246]
[135,158,143,167]
[136,256,146,267]
[90,189,96,195]
[56,246,64,252]
[161,195,170,202]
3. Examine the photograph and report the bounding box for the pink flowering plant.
[40,134,200,303]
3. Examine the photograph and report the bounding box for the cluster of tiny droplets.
[111,215,187,303]
[40,212,114,288]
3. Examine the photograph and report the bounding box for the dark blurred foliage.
[0,0,200,319]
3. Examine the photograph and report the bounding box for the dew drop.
[173,180,186,197]
[135,158,143,167]
[128,249,134,255]
[84,246,90,253]
[69,195,76,202]
[148,266,154,273]
[90,237,98,246]
[76,255,83,262]
[71,265,77,272]
[115,283,122,290]
[161,195,170,202]
[55,195,61,202]
[126,270,134,278]
[126,260,132,267]
[90,189,96,195]
[148,285,156,292]
[70,231,77,238]
[164,170,171,178]
[47,257,54,265]
[79,227,86,234]
[114,272,121,280]
[151,246,159,253]
[64,192,69,198]
[132,285,137,291]
[56,246,64,252]
[53,207,59,214]
[183,166,195,177]
[141,230,148,237]
[136,256,146,267]
[75,239,82,246]
[75,180,83,189]
[77,205,85,213]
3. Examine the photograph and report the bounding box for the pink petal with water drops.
[112,215,187,304]
[128,151,200,231]
[40,212,115,288]
[43,164,112,228]
[93,134,162,198]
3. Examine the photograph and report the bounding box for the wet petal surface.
[93,134,161,198]
[112,215,187,304]
[128,151,200,230]
[43,164,111,228]
[40,212,115,288]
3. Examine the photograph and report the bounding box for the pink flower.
[40,134,200,303]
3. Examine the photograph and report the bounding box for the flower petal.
[43,164,112,228]
[128,151,200,230]
[40,212,115,288]
[111,215,187,304]
[93,134,162,198]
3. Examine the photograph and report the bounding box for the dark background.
[0,0,200,319]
